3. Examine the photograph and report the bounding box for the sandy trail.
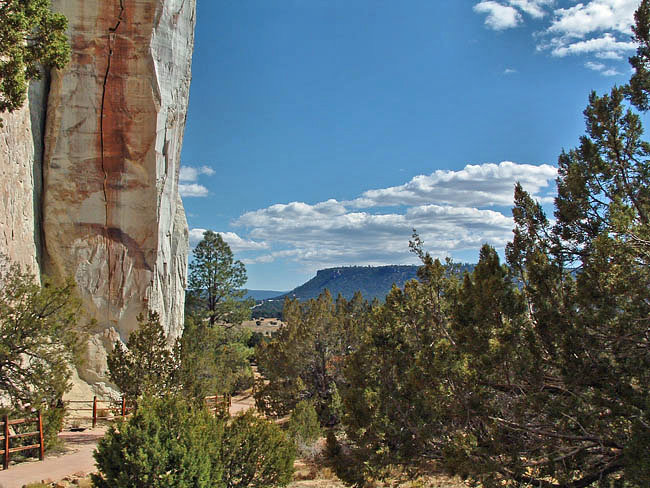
[0,427,106,488]
[0,389,257,487]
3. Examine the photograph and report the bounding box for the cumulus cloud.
[546,33,635,58]
[179,165,215,198]
[507,0,554,19]
[349,161,557,209]
[232,161,556,268]
[585,60,622,76]
[474,1,523,30]
[180,165,215,182]
[474,0,638,61]
[179,183,209,198]
[548,0,637,38]
[189,228,269,251]
[236,203,515,268]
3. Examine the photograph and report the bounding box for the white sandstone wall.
[0,79,48,277]
[42,0,194,387]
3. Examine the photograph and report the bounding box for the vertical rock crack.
[100,0,125,317]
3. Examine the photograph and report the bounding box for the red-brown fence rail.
[1,412,44,470]
[204,393,231,416]
[65,397,134,428]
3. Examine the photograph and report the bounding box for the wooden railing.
[204,393,231,416]
[1,412,44,470]
[65,397,134,428]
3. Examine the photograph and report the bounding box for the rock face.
[0,80,48,277]
[39,0,194,387]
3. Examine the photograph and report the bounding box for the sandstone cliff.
[0,80,48,277]
[0,0,195,394]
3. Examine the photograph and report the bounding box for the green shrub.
[92,397,295,488]
[92,396,222,488]
[287,400,321,447]
[41,404,65,451]
[221,410,295,488]
[232,364,255,393]
[325,430,341,458]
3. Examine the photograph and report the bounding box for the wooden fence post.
[38,410,44,461]
[92,396,97,429]
[121,397,126,419]
[4,414,9,470]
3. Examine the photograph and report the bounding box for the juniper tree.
[0,0,69,116]
[107,311,180,401]
[0,258,85,448]
[255,291,367,425]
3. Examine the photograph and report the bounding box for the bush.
[92,397,295,488]
[232,365,255,393]
[41,404,65,451]
[92,396,222,488]
[287,400,322,448]
[221,410,295,488]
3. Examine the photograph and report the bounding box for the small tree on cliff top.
[0,0,70,115]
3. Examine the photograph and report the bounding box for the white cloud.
[349,161,557,209]
[179,165,215,198]
[474,1,523,30]
[189,228,269,251]
[179,183,209,198]
[585,60,622,76]
[474,0,638,61]
[602,67,623,76]
[507,0,554,19]
[236,202,515,268]
[547,33,635,58]
[585,61,606,71]
[548,0,637,38]
[233,162,556,268]
[179,165,215,182]
[504,67,518,74]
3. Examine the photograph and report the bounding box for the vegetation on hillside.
[253,4,650,484]
[252,263,475,319]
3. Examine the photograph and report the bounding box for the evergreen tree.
[0,258,86,448]
[177,315,254,402]
[0,260,84,404]
[0,0,69,116]
[255,291,366,425]
[107,311,180,401]
[187,230,252,327]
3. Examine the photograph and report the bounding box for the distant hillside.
[283,265,420,301]
[245,289,288,300]
[252,263,475,318]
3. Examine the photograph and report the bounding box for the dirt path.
[0,389,257,488]
[230,388,256,415]
[0,428,106,488]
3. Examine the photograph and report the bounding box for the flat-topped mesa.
[42,0,195,389]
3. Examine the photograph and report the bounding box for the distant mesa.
[252,263,475,318]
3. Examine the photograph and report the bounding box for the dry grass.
[288,436,470,488]
[239,318,285,335]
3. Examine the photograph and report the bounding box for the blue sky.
[180,0,639,291]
